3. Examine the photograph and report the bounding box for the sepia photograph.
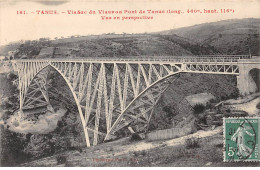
[0,0,259,167]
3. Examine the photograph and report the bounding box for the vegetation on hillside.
[0,72,85,166]
[1,18,259,59]
[159,18,260,55]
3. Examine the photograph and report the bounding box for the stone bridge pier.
[237,56,260,95]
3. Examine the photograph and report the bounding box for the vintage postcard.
[0,0,259,167]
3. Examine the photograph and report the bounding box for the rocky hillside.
[148,73,238,132]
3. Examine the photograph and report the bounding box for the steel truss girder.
[183,63,239,75]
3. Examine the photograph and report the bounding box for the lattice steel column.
[12,61,50,118]
[22,67,52,111]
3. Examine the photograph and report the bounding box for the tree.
[0,102,13,110]
[1,128,31,166]
[193,104,206,115]
[26,133,33,142]
[6,73,18,81]
[256,102,260,109]
[8,95,18,104]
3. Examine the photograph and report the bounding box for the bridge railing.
[11,55,251,63]
[193,55,251,59]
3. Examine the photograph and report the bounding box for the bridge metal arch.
[49,63,91,147]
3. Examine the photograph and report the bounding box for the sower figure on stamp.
[231,121,255,158]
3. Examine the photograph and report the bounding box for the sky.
[0,0,259,46]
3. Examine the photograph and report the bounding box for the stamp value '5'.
[224,117,260,162]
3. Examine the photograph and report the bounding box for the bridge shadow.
[249,68,260,93]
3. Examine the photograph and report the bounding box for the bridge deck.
[12,55,252,64]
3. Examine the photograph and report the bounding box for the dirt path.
[111,126,222,157]
[231,97,260,115]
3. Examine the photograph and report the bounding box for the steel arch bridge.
[11,55,251,147]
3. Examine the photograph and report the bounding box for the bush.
[193,104,206,115]
[133,151,139,157]
[56,155,67,165]
[133,150,147,157]
[206,102,213,109]
[256,102,260,109]
[163,106,176,118]
[6,73,18,81]
[185,137,200,149]
[215,143,223,148]
[8,95,18,104]
[26,133,33,142]
[221,96,227,101]
[231,88,239,99]
[0,102,13,110]
[130,133,142,141]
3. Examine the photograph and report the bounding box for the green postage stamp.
[224,117,260,162]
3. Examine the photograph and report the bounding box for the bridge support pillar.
[237,58,260,96]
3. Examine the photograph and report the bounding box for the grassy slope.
[20,128,260,167]
[0,43,21,56]
[160,18,259,43]
[52,34,195,58]
[159,18,260,55]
